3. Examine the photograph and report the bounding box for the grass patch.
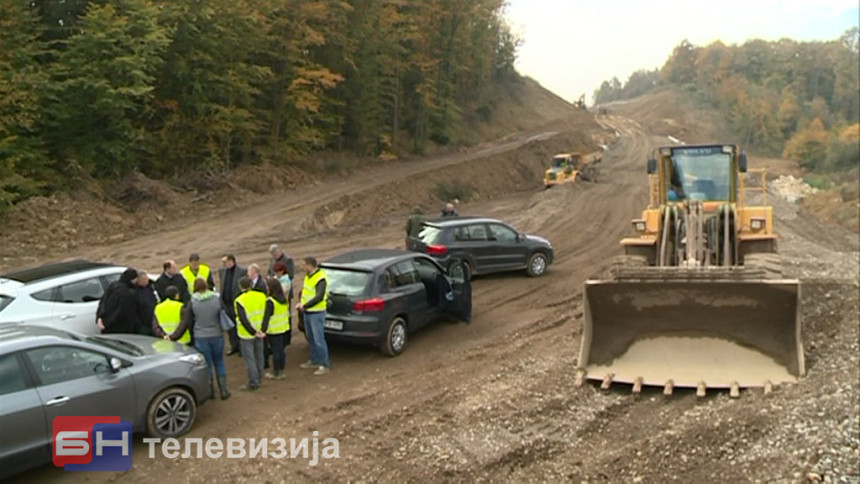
[804,174,833,190]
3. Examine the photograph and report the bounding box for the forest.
[0,0,519,208]
[594,28,860,172]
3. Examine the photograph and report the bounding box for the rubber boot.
[218,375,231,400]
[209,377,216,400]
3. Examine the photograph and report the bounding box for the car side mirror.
[739,152,748,173]
[516,233,525,242]
[110,357,123,373]
[647,158,657,174]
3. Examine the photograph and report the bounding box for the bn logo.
[52,416,133,471]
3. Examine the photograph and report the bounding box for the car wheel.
[146,387,197,438]
[381,316,408,357]
[526,252,548,277]
[448,260,472,282]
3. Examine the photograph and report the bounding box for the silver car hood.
[94,334,198,357]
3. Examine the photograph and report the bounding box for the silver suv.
[0,324,210,479]
[0,260,135,335]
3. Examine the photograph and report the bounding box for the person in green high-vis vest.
[152,286,191,344]
[234,276,267,391]
[262,277,290,380]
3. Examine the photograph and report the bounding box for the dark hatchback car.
[320,249,471,356]
[407,217,554,280]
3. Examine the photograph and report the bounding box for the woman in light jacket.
[185,277,231,400]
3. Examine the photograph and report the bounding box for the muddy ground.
[12,92,860,483]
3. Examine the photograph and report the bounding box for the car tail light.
[426,244,447,255]
[353,298,385,312]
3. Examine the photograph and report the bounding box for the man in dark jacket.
[267,244,295,280]
[96,268,139,334]
[248,264,268,293]
[219,253,246,355]
[155,260,190,303]
[405,206,425,247]
[440,202,458,217]
[135,271,158,336]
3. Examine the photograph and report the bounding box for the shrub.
[434,179,475,203]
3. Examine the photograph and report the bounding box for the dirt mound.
[0,195,136,267]
[605,89,728,144]
[304,131,600,232]
[229,164,316,193]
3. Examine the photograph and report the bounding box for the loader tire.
[606,254,647,279]
[743,253,783,279]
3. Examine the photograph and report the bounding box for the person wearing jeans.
[297,256,330,375]
[262,277,290,380]
[186,278,231,400]
[234,276,267,390]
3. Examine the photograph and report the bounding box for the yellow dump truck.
[577,144,803,396]
[543,152,601,188]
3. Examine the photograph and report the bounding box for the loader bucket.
[578,276,803,389]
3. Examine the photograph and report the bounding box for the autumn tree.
[0,1,49,208]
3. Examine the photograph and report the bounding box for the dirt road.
[20,104,859,482]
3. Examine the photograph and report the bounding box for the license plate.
[324,320,343,331]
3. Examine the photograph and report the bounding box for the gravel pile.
[771,175,820,203]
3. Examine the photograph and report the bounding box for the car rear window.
[324,268,372,297]
[417,225,443,244]
[0,295,12,313]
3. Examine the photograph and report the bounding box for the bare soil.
[11,88,860,483]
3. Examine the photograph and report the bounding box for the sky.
[505,0,860,104]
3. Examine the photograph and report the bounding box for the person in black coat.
[154,260,190,303]
[96,268,139,334]
[134,271,158,336]
[248,264,268,294]
[219,253,246,355]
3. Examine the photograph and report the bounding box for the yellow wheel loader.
[544,152,600,188]
[577,144,803,396]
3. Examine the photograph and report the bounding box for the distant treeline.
[594,28,860,171]
[0,0,519,208]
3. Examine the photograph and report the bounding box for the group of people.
[96,243,332,398]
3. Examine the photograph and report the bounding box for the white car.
[0,260,146,336]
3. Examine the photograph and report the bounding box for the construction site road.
[19,105,859,482]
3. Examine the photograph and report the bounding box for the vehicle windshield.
[0,295,12,313]
[86,336,144,356]
[669,147,731,201]
[417,225,442,244]
[552,157,567,168]
[324,268,372,297]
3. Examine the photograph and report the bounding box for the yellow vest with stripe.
[154,299,190,344]
[180,264,210,293]
[301,269,327,312]
[234,290,267,339]
[266,297,290,335]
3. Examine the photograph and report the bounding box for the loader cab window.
[669,147,731,202]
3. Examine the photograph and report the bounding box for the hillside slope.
[0,76,603,268]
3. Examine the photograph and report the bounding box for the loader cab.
[650,145,742,204]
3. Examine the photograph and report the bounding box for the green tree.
[0,2,49,207]
[42,0,171,177]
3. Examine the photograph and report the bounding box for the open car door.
[444,259,472,323]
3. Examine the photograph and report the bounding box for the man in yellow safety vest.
[234,276,267,391]
[297,256,330,375]
[152,286,191,344]
[180,253,215,295]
